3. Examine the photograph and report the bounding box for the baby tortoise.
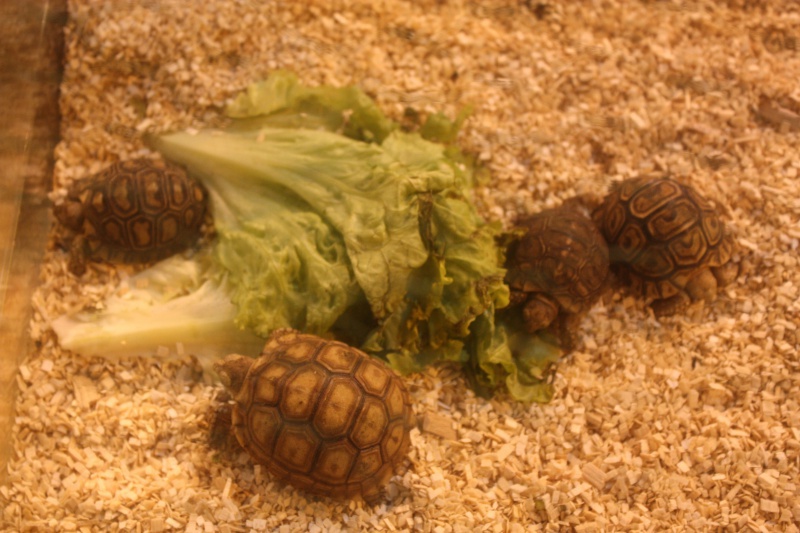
[592,176,738,316]
[504,204,610,350]
[214,329,415,505]
[54,158,208,275]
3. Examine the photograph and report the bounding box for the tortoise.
[54,158,208,276]
[592,176,738,316]
[214,328,415,505]
[504,203,610,350]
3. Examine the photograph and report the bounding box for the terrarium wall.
[0,0,66,483]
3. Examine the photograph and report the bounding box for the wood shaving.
[2,0,800,531]
[421,412,458,442]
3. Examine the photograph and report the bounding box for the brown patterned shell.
[505,205,610,315]
[215,329,414,504]
[592,176,737,302]
[56,158,207,273]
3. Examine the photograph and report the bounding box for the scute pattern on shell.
[57,158,207,271]
[506,206,609,315]
[228,329,414,504]
[592,176,737,309]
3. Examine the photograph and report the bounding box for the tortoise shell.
[592,176,737,315]
[55,158,208,275]
[214,329,414,504]
[504,204,609,348]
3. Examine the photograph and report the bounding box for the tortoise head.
[53,197,86,232]
[214,354,255,396]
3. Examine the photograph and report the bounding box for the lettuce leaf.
[55,71,560,401]
[51,253,264,361]
[226,71,396,143]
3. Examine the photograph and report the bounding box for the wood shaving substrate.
[2,0,799,531]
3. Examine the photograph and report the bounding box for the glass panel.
[0,0,65,484]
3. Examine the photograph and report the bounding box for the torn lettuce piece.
[51,254,263,366]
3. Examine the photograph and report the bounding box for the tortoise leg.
[522,293,559,333]
[508,289,528,307]
[361,486,385,506]
[711,261,739,289]
[67,235,88,276]
[551,312,583,353]
[653,266,726,317]
[208,397,242,455]
[685,268,718,303]
[650,291,692,317]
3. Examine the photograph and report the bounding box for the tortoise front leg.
[650,291,692,317]
[551,312,584,353]
[685,268,719,303]
[67,234,89,276]
[712,261,739,289]
[522,293,559,333]
[508,288,528,307]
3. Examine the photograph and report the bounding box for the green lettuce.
[51,252,265,361]
[54,71,560,401]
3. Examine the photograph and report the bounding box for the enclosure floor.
[2,1,799,531]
